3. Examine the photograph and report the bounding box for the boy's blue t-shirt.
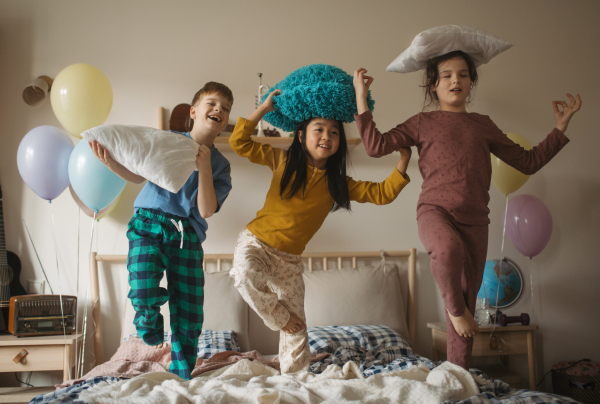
[133,131,232,243]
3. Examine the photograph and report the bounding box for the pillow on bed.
[386,25,513,73]
[307,325,411,355]
[123,329,240,359]
[303,263,410,342]
[81,124,199,193]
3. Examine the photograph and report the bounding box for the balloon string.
[80,210,97,376]
[23,220,54,294]
[75,208,81,378]
[50,200,70,381]
[490,195,510,339]
[530,272,535,323]
[80,282,90,375]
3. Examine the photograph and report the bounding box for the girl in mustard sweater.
[229,70,412,374]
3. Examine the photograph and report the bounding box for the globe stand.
[490,310,503,325]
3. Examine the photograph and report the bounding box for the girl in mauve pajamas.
[353,50,581,369]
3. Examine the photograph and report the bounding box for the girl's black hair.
[421,50,479,110]
[279,118,351,212]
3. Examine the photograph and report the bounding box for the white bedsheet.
[79,359,480,404]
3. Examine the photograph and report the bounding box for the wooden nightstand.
[427,322,538,390]
[0,333,83,403]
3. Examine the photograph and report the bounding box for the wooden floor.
[0,386,55,404]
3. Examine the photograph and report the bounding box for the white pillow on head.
[82,125,199,193]
[387,25,513,73]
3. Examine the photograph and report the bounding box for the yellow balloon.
[491,133,532,195]
[50,63,113,139]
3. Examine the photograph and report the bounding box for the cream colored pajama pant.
[230,229,310,374]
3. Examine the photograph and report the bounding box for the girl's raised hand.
[262,89,281,113]
[248,89,281,123]
[553,93,582,133]
[354,68,373,115]
[353,68,373,101]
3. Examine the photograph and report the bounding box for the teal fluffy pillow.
[262,64,375,132]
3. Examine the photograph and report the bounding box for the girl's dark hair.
[280,118,351,212]
[421,50,478,110]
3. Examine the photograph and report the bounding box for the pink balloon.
[69,184,115,218]
[505,194,553,258]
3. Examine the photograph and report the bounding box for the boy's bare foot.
[447,307,479,338]
[281,313,305,334]
[153,342,167,349]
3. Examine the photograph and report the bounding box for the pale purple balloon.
[505,194,553,258]
[17,125,74,200]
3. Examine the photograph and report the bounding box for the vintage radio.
[8,295,77,337]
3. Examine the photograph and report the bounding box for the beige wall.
[1,0,598,391]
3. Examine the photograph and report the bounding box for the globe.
[477,259,524,308]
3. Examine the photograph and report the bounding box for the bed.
[29,250,579,404]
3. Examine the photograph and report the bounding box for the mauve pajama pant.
[418,207,489,369]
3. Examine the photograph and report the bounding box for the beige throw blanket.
[78,359,480,404]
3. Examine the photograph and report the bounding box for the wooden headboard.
[89,249,416,365]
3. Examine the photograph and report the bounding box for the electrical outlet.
[27,280,45,295]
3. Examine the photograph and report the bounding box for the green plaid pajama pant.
[126,208,204,380]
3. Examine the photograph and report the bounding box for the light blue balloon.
[68,140,126,211]
[17,125,74,201]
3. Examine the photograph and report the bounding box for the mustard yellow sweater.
[230,118,410,255]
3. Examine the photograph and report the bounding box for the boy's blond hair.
[191,82,234,107]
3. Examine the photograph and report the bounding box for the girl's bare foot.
[447,307,479,338]
[281,312,305,334]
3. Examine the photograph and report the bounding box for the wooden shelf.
[212,136,362,152]
[158,108,362,152]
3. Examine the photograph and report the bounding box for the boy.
[89,82,233,379]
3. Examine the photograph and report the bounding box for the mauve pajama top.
[355,111,570,225]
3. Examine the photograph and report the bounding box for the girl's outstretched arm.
[353,67,419,157]
[553,93,582,134]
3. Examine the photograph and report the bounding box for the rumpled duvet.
[77,359,481,404]
[58,337,329,388]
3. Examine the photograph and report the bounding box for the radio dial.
[24,323,31,328]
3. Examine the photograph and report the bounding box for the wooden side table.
[427,321,538,390]
[0,333,83,382]
[0,387,56,404]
